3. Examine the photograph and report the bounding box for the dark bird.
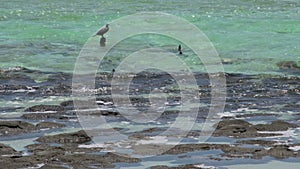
[178,44,182,55]
[178,44,181,52]
[93,24,109,37]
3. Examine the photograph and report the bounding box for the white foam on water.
[78,143,106,148]
[231,108,257,113]
[194,164,216,169]
[137,136,168,145]
[24,111,57,114]
[257,128,297,138]
[217,111,235,118]
[96,100,113,105]
[26,163,45,169]
[288,146,300,151]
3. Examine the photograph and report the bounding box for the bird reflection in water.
[100,37,106,47]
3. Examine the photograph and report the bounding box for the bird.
[93,24,109,37]
[178,44,182,55]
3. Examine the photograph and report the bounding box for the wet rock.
[267,145,300,159]
[59,152,140,168]
[162,144,228,155]
[236,113,279,118]
[220,145,266,158]
[213,119,297,138]
[36,122,66,129]
[0,146,140,169]
[25,105,65,112]
[0,120,35,136]
[133,144,174,155]
[277,61,300,70]
[43,83,71,95]
[0,143,17,155]
[281,103,300,112]
[236,139,277,146]
[21,112,65,120]
[0,156,40,169]
[29,144,66,157]
[213,119,256,138]
[26,143,103,156]
[90,110,120,116]
[253,120,298,131]
[60,100,74,107]
[36,130,91,144]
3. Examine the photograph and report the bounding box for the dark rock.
[213,119,297,138]
[59,152,140,168]
[277,61,300,70]
[236,113,279,118]
[26,143,103,156]
[268,145,300,159]
[36,130,91,144]
[60,100,74,107]
[90,110,120,116]
[0,121,35,136]
[220,145,266,158]
[213,119,256,138]
[36,122,66,129]
[25,105,65,112]
[162,144,228,155]
[236,140,277,146]
[0,156,40,169]
[21,112,63,120]
[0,143,17,155]
[253,120,298,131]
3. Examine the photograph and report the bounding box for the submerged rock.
[162,144,227,155]
[0,121,35,136]
[36,130,91,144]
[277,61,300,70]
[213,119,298,138]
[25,104,65,112]
[21,113,63,120]
[0,147,139,169]
[253,120,298,131]
[36,122,66,129]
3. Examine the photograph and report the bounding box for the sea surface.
[1,0,300,168]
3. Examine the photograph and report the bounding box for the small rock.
[0,121,35,136]
[0,143,17,155]
[36,122,66,129]
[253,120,298,131]
[277,61,300,70]
[25,105,65,112]
[36,130,91,144]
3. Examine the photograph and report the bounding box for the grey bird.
[93,24,109,37]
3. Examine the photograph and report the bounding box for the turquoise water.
[1,0,299,74]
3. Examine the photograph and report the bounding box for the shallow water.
[1,0,299,74]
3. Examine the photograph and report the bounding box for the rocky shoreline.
[0,67,300,168]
